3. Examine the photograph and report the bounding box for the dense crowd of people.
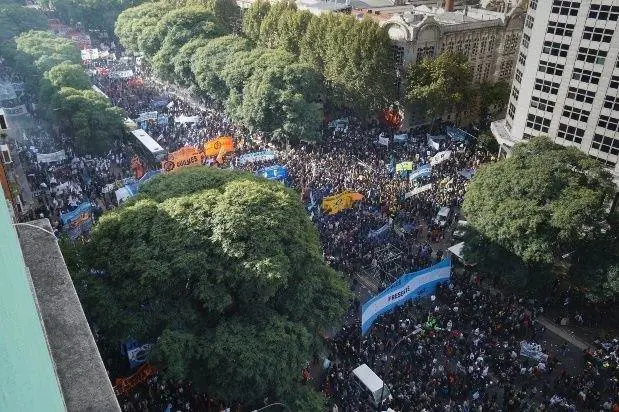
[3,47,617,412]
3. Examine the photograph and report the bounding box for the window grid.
[518,51,527,66]
[610,75,619,89]
[588,4,619,21]
[527,114,551,132]
[598,115,619,132]
[604,95,619,111]
[525,14,535,29]
[511,86,519,100]
[558,123,584,144]
[552,1,581,16]
[562,105,590,122]
[582,26,614,43]
[572,68,601,84]
[577,47,607,64]
[522,33,531,48]
[592,134,619,155]
[531,96,555,113]
[508,103,516,119]
[515,68,523,84]
[543,41,570,57]
[547,21,575,36]
[567,86,595,104]
[538,61,565,76]
[534,78,560,94]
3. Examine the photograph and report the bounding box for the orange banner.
[113,364,157,396]
[161,146,205,173]
[204,136,234,157]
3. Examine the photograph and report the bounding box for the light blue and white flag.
[361,259,451,335]
[257,165,287,181]
[409,164,431,181]
[238,150,275,165]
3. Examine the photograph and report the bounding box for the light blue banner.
[257,165,287,181]
[238,150,275,165]
[367,223,390,239]
[361,259,451,335]
[60,202,93,239]
[409,164,431,181]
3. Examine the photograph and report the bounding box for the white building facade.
[492,0,619,179]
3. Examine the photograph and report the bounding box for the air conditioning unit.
[0,108,7,132]
[1,144,12,164]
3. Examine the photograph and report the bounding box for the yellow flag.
[321,191,364,215]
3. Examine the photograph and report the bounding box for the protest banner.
[80,48,99,60]
[36,150,66,163]
[395,161,414,173]
[362,259,451,335]
[238,150,275,165]
[256,165,288,181]
[430,150,452,166]
[204,136,234,157]
[321,191,363,215]
[161,146,205,173]
[404,183,433,199]
[410,164,431,181]
[60,202,93,239]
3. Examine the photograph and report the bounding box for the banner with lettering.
[238,150,275,165]
[137,111,158,122]
[161,146,205,173]
[404,183,433,199]
[60,202,93,239]
[204,136,234,157]
[2,104,27,115]
[80,48,99,60]
[430,150,452,166]
[109,69,134,79]
[256,165,287,181]
[321,191,364,215]
[361,259,451,335]
[36,150,66,163]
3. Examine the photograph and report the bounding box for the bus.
[130,129,166,163]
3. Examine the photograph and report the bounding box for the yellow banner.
[161,146,204,173]
[396,161,414,172]
[204,136,234,157]
[321,191,364,215]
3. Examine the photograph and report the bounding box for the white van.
[352,364,391,406]
[433,206,451,227]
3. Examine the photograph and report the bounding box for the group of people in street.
[2,46,617,412]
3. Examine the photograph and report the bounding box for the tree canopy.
[462,137,617,293]
[15,30,81,73]
[68,167,349,404]
[405,51,471,124]
[0,3,47,41]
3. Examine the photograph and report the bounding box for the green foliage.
[45,62,91,89]
[51,87,125,153]
[71,167,349,403]
[479,81,510,115]
[0,4,47,41]
[405,51,471,123]
[462,137,616,289]
[241,0,270,42]
[190,35,251,100]
[476,131,499,154]
[15,30,81,73]
[205,0,240,33]
[114,1,176,52]
[45,0,144,33]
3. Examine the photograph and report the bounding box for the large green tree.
[40,0,143,33]
[405,51,471,124]
[462,137,616,291]
[51,87,124,153]
[0,3,47,41]
[15,30,81,73]
[68,167,349,404]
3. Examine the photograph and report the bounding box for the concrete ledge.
[17,219,120,412]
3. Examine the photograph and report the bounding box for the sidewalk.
[536,316,592,351]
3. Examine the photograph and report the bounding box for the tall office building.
[491,0,619,181]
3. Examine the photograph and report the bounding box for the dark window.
[558,123,584,143]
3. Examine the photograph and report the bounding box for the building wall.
[503,0,619,177]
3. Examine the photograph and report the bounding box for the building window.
[592,134,619,155]
[598,115,619,132]
[589,154,617,167]
[558,123,584,143]
[604,95,619,111]
[547,21,575,36]
[577,47,608,64]
[551,1,581,16]
[530,0,538,10]
[531,96,555,112]
[588,4,619,21]
[563,105,590,122]
[538,61,565,76]
[542,41,570,57]
[499,60,514,79]
[522,33,530,48]
[572,68,601,84]
[582,26,614,42]
[567,86,595,104]
[417,46,435,61]
[512,86,519,100]
[515,68,523,84]
[508,103,516,119]
[610,75,619,89]
[526,114,550,132]
[525,14,535,29]
[518,51,527,66]
[534,78,560,94]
